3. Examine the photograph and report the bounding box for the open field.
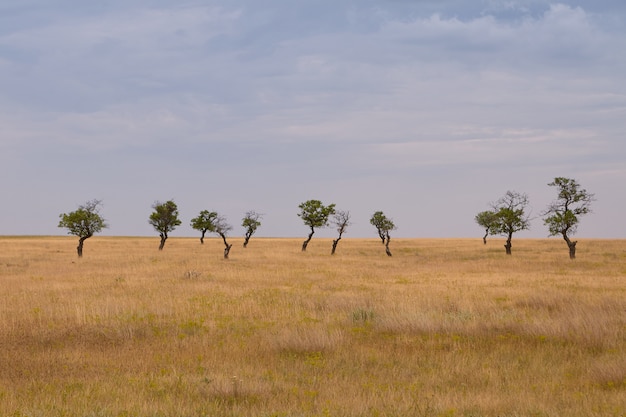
[0,236,625,417]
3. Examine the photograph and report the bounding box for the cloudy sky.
[1,0,624,240]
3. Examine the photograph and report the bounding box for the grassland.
[0,236,624,417]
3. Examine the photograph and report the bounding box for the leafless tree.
[214,215,233,259]
[331,210,351,255]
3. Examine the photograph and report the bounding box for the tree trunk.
[219,233,232,259]
[563,233,577,259]
[302,227,315,252]
[243,231,252,248]
[158,233,167,251]
[77,236,87,258]
[378,230,386,244]
[504,233,512,255]
[482,229,488,245]
[200,230,205,244]
[385,233,392,257]
[331,232,343,255]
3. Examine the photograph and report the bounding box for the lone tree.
[58,199,107,257]
[213,215,234,259]
[542,177,594,259]
[242,211,262,248]
[148,200,181,250]
[490,191,531,255]
[475,210,498,244]
[297,199,336,252]
[369,211,396,256]
[190,210,218,244]
[331,210,351,255]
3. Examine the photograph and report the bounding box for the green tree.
[489,191,531,255]
[297,199,336,251]
[191,210,234,258]
[475,210,498,245]
[58,199,108,258]
[242,211,262,248]
[542,177,594,259]
[370,211,393,244]
[369,211,396,256]
[331,210,351,255]
[148,200,181,250]
[190,210,218,244]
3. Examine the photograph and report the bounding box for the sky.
[1,0,625,240]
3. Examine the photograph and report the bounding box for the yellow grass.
[0,236,624,417]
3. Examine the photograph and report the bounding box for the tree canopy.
[58,199,107,257]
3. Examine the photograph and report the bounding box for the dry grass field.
[0,236,624,417]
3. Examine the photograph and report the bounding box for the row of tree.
[58,177,593,260]
[296,200,396,256]
[58,199,397,258]
[474,177,594,259]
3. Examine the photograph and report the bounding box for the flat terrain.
[0,236,624,416]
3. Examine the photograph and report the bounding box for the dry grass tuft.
[268,324,345,354]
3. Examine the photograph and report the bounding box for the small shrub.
[352,308,376,324]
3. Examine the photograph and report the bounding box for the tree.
[475,210,498,245]
[542,177,594,259]
[490,191,531,255]
[148,200,181,250]
[242,211,262,248]
[331,210,351,255]
[58,199,108,257]
[213,215,234,259]
[191,210,234,258]
[370,211,392,245]
[369,211,396,256]
[297,199,336,252]
[190,210,218,244]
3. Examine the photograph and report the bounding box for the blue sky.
[1,0,624,239]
